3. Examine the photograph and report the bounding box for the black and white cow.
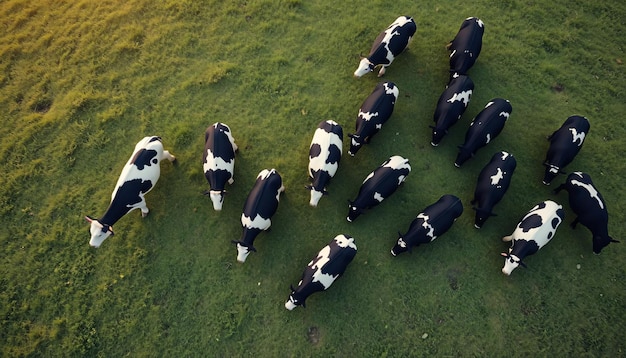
[471,151,517,229]
[354,16,417,78]
[430,73,474,146]
[455,98,512,167]
[203,122,238,211]
[501,200,565,276]
[232,169,285,263]
[85,136,176,248]
[390,195,463,256]
[285,234,357,310]
[553,172,619,254]
[306,120,343,207]
[542,115,590,185]
[347,155,410,222]
[447,17,484,77]
[348,82,399,156]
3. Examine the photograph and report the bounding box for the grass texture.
[1,0,625,356]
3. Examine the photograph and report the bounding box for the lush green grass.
[1,0,625,356]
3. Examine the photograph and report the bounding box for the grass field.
[1,0,625,356]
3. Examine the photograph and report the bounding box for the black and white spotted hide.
[501,200,564,276]
[447,17,484,78]
[307,120,343,207]
[203,122,238,211]
[348,82,399,156]
[431,74,474,146]
[471,151,517,229]
[285,234,357,310]
[354,16,417,78]
[86,136,176,248]
[542,115,590,185]
[455,98,512,167]
[391,195,463,256]
[347,155,411,222]
[233,169,284,263]
[553,172,619,254]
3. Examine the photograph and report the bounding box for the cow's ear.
[202,190,211,196]
[304,185,313,191]
[84,216,94,223]
[610,238,620,243]
[519,261,528,268]
[290,284,296,292]
[322,189,329,196]
[500,252,509,258]
[490,212,498,217]
[230,240,240,245]
[108,226,115,235]
[249,246,257,252]
[428,125,436,130]
[223,190,229,196]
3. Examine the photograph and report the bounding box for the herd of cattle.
[85,16,619,310]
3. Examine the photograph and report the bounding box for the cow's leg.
[162,150,176,162]
[570,217,579,229]
[228,178,234,185]
[137,198,149,217]
[377,65,387,77]
[552,184,565,194]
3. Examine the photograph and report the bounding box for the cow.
[85,136,176,248]
[285,234,357,310]
[306,120,343,207]
[501,200,565,276]
[354,16,417,78]
[455,98,512,167]
[447,17,484,78]
[232,169,285,263]
[348,82,399,156]
[430,73,474,146]
[542,115,590,185]
[347,155,410,222]
[470,151,517,229]
[390,195,463,256]
[202,122,238,211]
[553,172,619,254]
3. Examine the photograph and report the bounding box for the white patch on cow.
[499,111,510,120]
[500,151,510,160]
[571,179,604,209]
[447,90,472,107]
[485,101,494,108]
[359,110,379,122]
[490,168,505,186]
[449,49,457,59]
[309,245,338,289]
[485,133,491,144]
[203,148,234,173]
[509,201,563,249]
[569,128,586,146]
[373,192,384,202]
[362,171,375,184]
[384,155,411,172]
[417,213,437,240]
[397,237,407,248]
[476,18,484,27]
[257,169,273,180]
[383,82,400,99]
[397,175,406,186]
[334,234,357,250]
[375,123,383,129]
[241,213,271,231]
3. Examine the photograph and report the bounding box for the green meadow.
[1,0,625,356]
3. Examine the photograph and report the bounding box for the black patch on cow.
[130,149,158,170]
[536,202,547,210]
[551,217,561,229]
[99,178,153,225]
[327,144,341,165]
[309,143,322,159]
[148,136,161,143]
[518,214,544,233]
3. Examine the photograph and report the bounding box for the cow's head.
[347,134,363,156]
[85,216,114,248]
[430,126,448,147]
[346,201,363,222]
[204,190,227,211]
[500,252,527,276]
[305,185,328,207]
[472,206,497,229]
[231,240,256,263]
[592,235,620,255]
[285,284,305,310]
[354,57,374,78]
[454,146,473,167]
[390,233,410,256]
[542,163,565,185]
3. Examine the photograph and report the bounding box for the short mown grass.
[1,0,625,356]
